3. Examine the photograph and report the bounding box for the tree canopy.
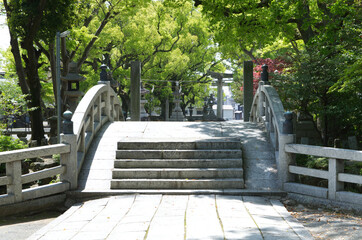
[0,0,360,146]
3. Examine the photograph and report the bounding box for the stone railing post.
[279,112,296,188]
[60,110,77,190]
[328,158,344,200]
[6,160,22,203]
[261,64,270,85]
[258,81,265,120]
[98,64,114,122]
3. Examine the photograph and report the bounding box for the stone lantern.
[170,81,185,121]
[61,62,85,112]
[140,83,149,121]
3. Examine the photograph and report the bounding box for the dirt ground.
[283,199,362,240]
[0,211,61,240]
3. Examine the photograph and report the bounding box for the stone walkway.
[28,195,313,240]
[28,121,315,239]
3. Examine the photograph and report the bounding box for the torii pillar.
[217,77,223,119]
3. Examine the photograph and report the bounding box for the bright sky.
[0,15,10,51]
[0,15,10,71]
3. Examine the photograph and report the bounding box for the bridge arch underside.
[74,121,281,197]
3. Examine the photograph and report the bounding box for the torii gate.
[208,71,233,119]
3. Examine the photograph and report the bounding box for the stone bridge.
[0,70,361,239]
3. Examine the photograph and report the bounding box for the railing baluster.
[110,95,114,120]
[87,106,94,133]
[80,126,85,152]
[95,96,101,123]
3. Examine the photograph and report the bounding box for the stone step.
[112,168,243,179]
[110,178,244,189]
[114,158,243,168]
[67,189,287,200]
[117,140,241,150]
[116,149,242,159]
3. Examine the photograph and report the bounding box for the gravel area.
[283,199,362,240]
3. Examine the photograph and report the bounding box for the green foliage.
[52,154,60,164]
[68,0,221,116]
[0,135,27,152]
[0,78,33,129]
[7,0,76,43]
[0,135,27,175]
[296,154,328,170]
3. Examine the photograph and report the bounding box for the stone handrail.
[250,79,362,209]
[250,81,294,186]
[72,81,123,173]
[0,134,76,206]
[250,81,286,150]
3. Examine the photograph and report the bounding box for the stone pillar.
[217,77,223,119]
[243,61,253,122]
[130,61,141,121]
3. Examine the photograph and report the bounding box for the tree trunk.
[25,43,46,145]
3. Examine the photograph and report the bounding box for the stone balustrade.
[285,144,362,206]
[250,77,362,210]
[0,81,123,207]
[0,134,76,206]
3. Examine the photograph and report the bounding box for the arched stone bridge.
[0,76,361,240]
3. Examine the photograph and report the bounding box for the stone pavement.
[28,195,313,240]
[28,121,315,239]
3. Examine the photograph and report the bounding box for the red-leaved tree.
[251,58,289,94]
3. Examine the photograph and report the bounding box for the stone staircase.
[111,138,244,190]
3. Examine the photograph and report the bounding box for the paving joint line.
[105,195,137,240]
[214,195,226,240]
[184,195,189,240]
[75,198,110,239]
[242,196,265,240]
[143,195,163,240]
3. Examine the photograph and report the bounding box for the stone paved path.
[28,195,313,240]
